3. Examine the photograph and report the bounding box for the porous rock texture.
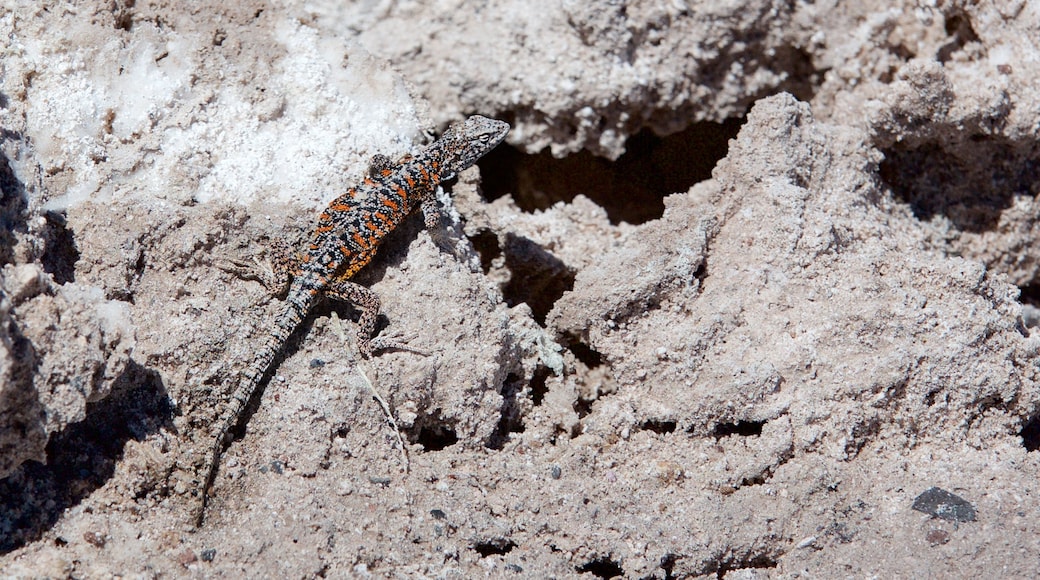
[2,0,1040,577]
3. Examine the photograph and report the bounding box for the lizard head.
[435,115,510,177]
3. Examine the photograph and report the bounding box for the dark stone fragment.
[912,487,976,522]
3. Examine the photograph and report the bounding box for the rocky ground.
[2,0,1039,577]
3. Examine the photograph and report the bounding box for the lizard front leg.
[219,236,296,297]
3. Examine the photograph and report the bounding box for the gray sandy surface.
[2,1,1039,577]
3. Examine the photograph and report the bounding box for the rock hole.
[711,420,765,439]
[773,45,823,103]
[659,553,680,579]
[573,397,593,421]
[412,414,458,451]
[40,210,80,284]
[640,419,677,434]
[922,387,941,408]
[562,333,604,369]
[1021,415,1040,452]
[487,373,526,450]
[937,12,979,63]
[479,119,742,225]
[1018,283,1040,329]
[467,229,501,275]
[530,366,550,407]
[879,135,1040,233]
[473,538,516,557]
[500,233,576,325]
[577,556,624,579]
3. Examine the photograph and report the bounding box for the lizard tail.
[194,304,307,527]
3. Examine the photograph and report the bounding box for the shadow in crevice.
[500,233,575,326]
[0,143,27,267]
[0,361,173,554]
[486,373,526,450]
[480,118,743,225]
[937,11,979,63]
[465,230,575,327]
[577,555,625,579]
[0,129,79,281]
[473,537,516,558]
[711,419,765,439]
[1019,414,1040,452]
[879,134,1040,233]
[39,210,81,284]
[408,409,459,452]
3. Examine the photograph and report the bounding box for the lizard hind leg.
[324,278,428,358]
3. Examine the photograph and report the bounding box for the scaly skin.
[194,115,509,526]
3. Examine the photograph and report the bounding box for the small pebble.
[83,531,106,548]
[925,529,950,545]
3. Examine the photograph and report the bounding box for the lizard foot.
[362,333,430,358]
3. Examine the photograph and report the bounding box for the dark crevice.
[768,44,825,104]
[0,147,27,267]
[1018,283,1040,329]
[480,118,742,225]
[640,419,677,434]
[711,420,765,439]
[1020,414,1040,452]
[411,413,458,452]
[113,0,134,31]
[487,373,526,450]
[562,333,603,369]
[660,553,680,580]
[500,233,575,325]
[1019,283,1040,305]
[39,210,80,284]
[937,12,979,63]
[573,397,593,421]
[0,361,172,554]
[922,387,942,408]
[577,556,624,579]
[473,538,516,557]
[467,229,501,275]
[530,366,550,407]
[879,135,1040,233]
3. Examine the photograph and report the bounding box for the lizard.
[194,115,510,526]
